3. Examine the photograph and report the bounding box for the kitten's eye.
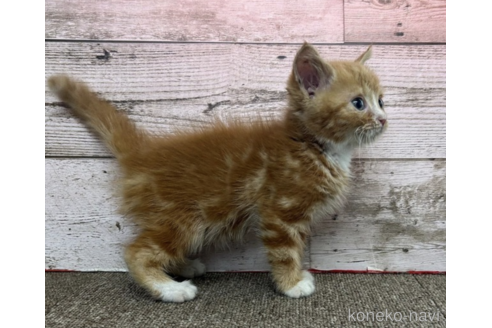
[351,97,365,111]
[379,98,384,109]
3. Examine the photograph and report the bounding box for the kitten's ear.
[293,42,335,97]
[355,46,372,64]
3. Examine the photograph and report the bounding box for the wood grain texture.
[45,42,446,159]
[311,160,446,271]
[46,158,445,271]
[45,0,447,272]
[45,158,310,271]
[345,0,446,43]
[45,0,344,43]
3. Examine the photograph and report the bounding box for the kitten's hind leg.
[169,258,207,279]
[124,232,197,303]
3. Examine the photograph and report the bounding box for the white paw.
[178,259,206,278]
[284,271,315,298]
[153,280,197,303]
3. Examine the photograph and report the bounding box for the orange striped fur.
[48,43,387,302]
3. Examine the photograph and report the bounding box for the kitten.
[48,43,387,303]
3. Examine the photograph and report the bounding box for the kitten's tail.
[48,75,146,159]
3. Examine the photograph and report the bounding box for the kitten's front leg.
[261,219,314,298]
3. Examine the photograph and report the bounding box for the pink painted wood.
[345,0,446,43]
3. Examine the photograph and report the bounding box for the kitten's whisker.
[366,133,374,160]
[355,127,363,162]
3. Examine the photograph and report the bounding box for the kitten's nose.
[379,119,387,126]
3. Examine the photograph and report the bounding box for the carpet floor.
[46,272,445,327]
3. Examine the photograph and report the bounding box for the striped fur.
[48,43,387,302]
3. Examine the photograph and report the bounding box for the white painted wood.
[45,102,445,160]
[45,158,310,271]
[345,0,446,43]
[45,43,446,102]
[45,43,446,159]
[45,0,344,43]
[45,158,445,271]
[44,0,446,273]
[311,160,446,271]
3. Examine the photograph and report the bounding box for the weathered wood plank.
[45,158,309,271]
[311,160,446,271]
[45,42,446,159]
[45,158,445,271]
[45,43,446,101]
[45,101,445,159]
[45,0,344,43]
[345,0,446,43]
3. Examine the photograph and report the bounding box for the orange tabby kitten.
[48,43,387,302]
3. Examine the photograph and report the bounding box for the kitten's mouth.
[354,125,385,145]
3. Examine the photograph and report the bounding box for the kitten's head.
[287,42,387,147]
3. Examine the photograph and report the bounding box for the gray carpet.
[45,272,445,327]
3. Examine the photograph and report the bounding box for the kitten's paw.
[283,271,315,298]
[153,280,197,303]
[178,259,206,278]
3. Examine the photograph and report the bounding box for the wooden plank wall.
[45,0,446,272]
